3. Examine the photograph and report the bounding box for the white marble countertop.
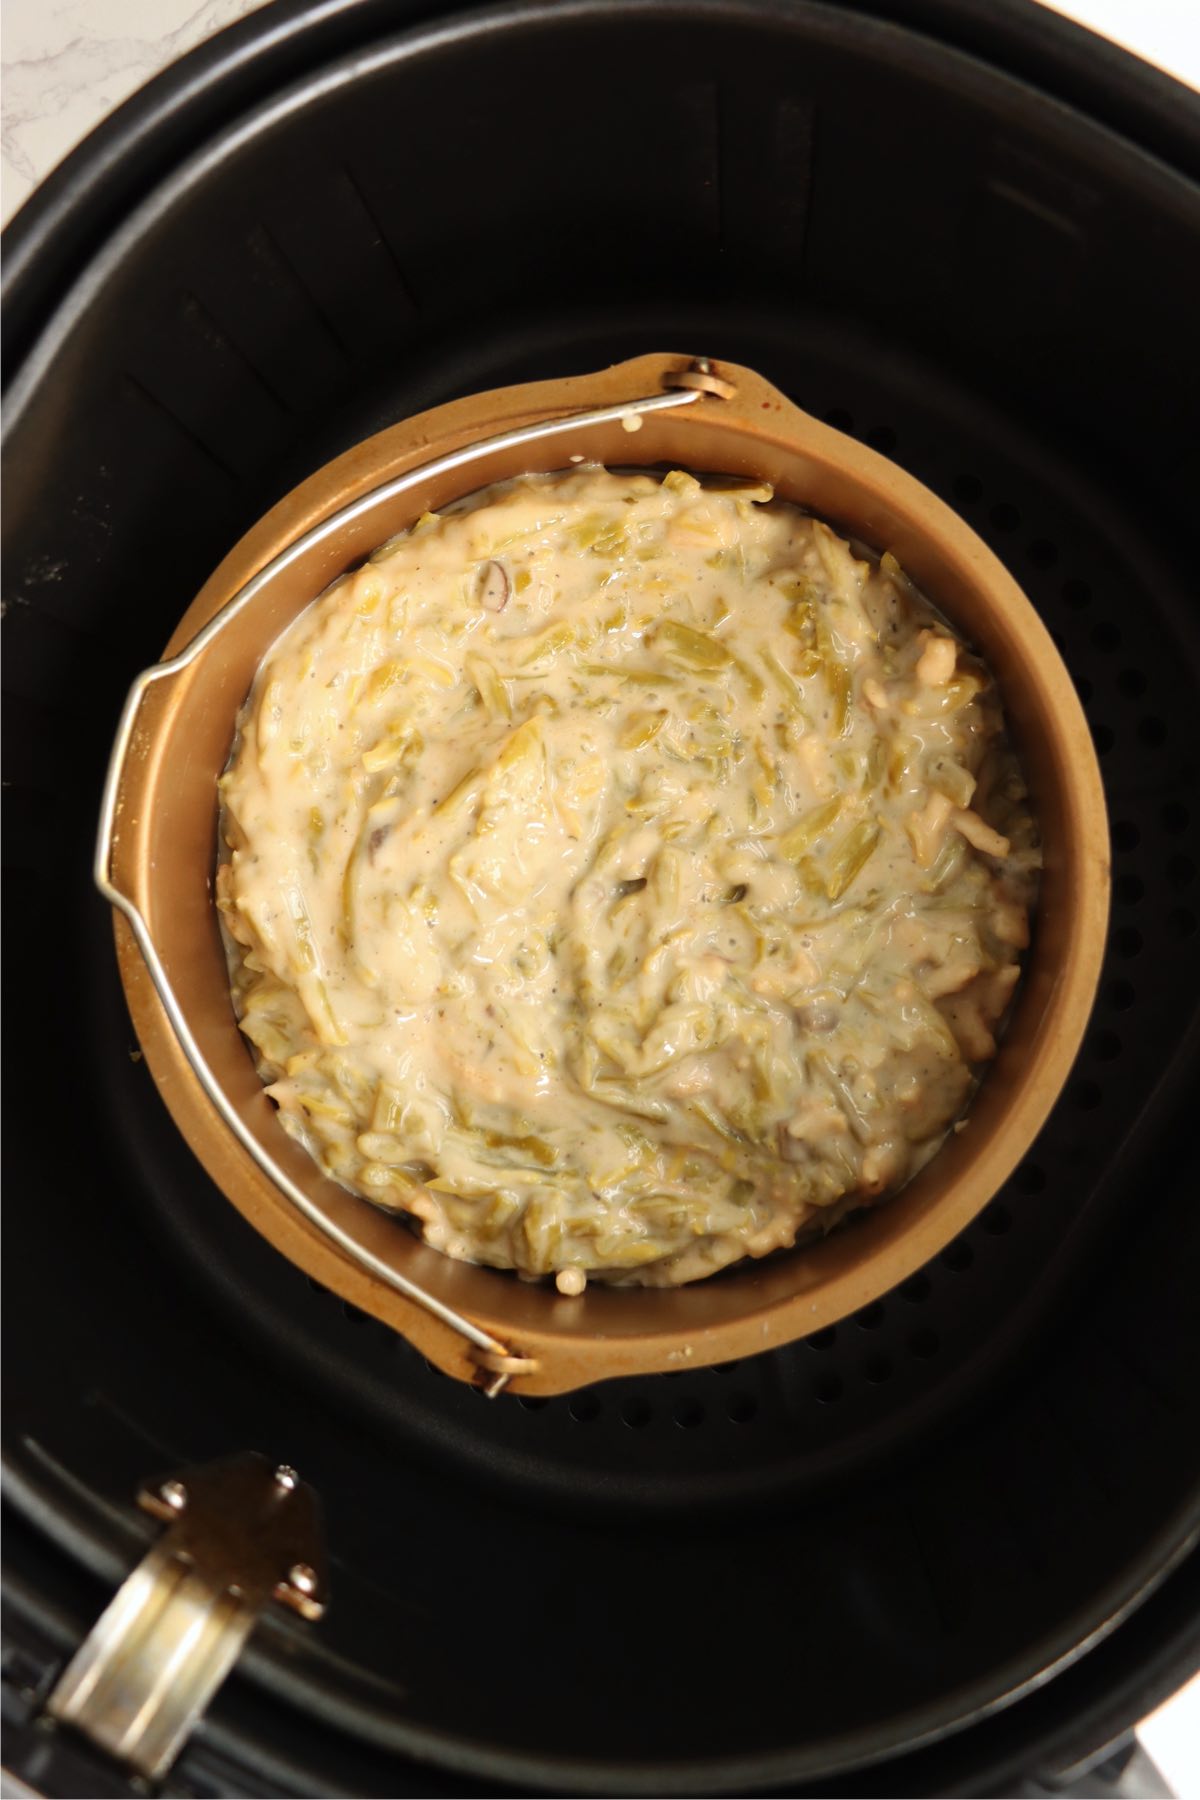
[1,0,270,226]
[1,0,1197,1793]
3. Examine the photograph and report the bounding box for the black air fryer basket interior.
[3,2,1200,1794]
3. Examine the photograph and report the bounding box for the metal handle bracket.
[45,1453,326,1781]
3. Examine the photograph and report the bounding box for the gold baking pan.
[96,353,1109,1396]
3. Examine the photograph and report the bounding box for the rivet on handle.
[469,1348,542,1397]
[662,357,738,400]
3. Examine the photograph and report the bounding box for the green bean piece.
[825,821,882,900]
[814,616,851,734]
[921,831,968,894]
[863,736,886,790]
[730,652,766,701]
[464,653,512,722]
[777,797,845,861]
[582,663,681,686]
[517,621,575,665]
[653,620,734,671]
[761,646,801,707]
[484,1131,558,1168]
[619,709,667,750]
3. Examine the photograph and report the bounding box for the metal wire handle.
[95,368,720,1395]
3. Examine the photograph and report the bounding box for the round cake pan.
[97,352,1109,1395]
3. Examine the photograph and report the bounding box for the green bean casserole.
[217,467,1039,1291]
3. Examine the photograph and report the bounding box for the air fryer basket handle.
[93,358,728,1396]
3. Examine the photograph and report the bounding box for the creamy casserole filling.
[218,467,1038,1290]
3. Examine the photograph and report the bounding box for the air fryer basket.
[3,1,1199,1795]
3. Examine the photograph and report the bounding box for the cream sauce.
[218,468,1038,1289]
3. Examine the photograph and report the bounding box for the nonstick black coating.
[3,2,1200,1793]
